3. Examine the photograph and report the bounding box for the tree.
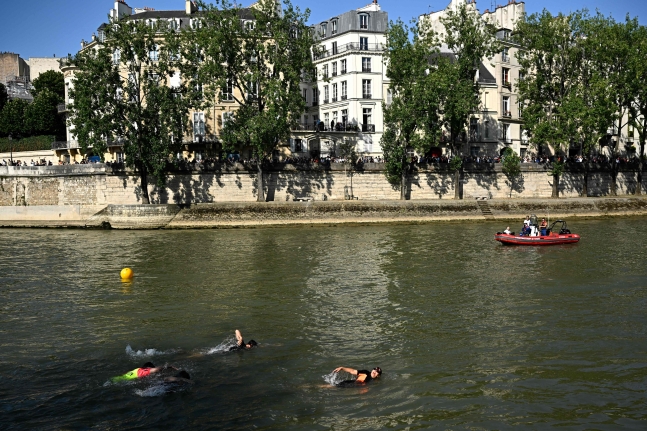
[381,19,443,199]
[0,98,29,160]
[31,70,65,101]
[515,10,583,198]
[439,3,499,199]
[193,0,316,202]
[501,146,521,198]
[0,83,7,114]
[629,24,647,195]
[69,18,200,204]
[25,89,65,137]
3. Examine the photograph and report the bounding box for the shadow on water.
[0,219,646,429]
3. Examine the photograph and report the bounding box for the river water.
[0,219,646,430]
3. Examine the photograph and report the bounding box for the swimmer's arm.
[150,364,178,374]
[235,329,243,346]
[333,367,358,375]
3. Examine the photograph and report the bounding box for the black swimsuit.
[336,370,372,387]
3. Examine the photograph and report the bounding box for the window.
[147,19,156,30]
[332,111,338,127]
[190,18,202,29]
[332,42,338,55]
[320,23,327,37]
[628,117,635,137]
[359,14,368,29]
[112,49,121,65]
[502,48,510,62]
[128,73,138,103]
[363,108,372,129]
[302,88,308,102]
[470,118,478,140]
[294,139,303,152]
[470,146,480,156]
[222,111,234,125]
[332,62,337,76]
[341,81,347,100]
[195,75,203,99]
[324,112,329,126]
[502,96,510,117]
[148,72,160,86]
[332,83,338,102]
[323,64,329,78]
[518,100,523,117]
[313,88,319,105]
[360,37,368,50]
[485,120,490,139]
[222,80,233,101]
[341,109,348,124]
[149,44,159,61]
[324,85,329,103]
[362,79,371,98]
[341,59,347,74]
[502,68,510,86]
[193,112,205,137]
[362,57,371,72]
[501,123,511,143]
[332,20,338,35]
[170,49,181,62]
[248,81,258,98]
[386,89,392,105]
[168,19,179,31]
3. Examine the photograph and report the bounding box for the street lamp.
[8,133,13,165]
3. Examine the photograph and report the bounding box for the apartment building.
[421,0,526,157]
[57,0,252,163]
[0,52,32,102]
[291,1,388,159]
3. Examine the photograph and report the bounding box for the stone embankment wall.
[1,163,646,206]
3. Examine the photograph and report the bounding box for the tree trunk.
[552,173,560,198]
[400,157,408,200]
[637,159,643,195]
[140,163,150,204]
[454,167,462,200]
[257,160,265,202]
[582,162,589,197]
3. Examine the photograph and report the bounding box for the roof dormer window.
[320,22,327,37]
[359,14,369,30]
[331,20,338,35]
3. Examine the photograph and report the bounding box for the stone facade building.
[0,52,32,101]
[26,57,62,82]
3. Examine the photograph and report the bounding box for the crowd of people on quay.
[2,159,53,166]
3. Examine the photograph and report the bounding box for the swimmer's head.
[371,367,382,379]
[176,370,190,380]
[246,340,258,348]
[143,362,155,368]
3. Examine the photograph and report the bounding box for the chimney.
[186,0,198,15]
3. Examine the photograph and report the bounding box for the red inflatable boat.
[495,220,580,246]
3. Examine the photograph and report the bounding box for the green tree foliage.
[25,90,66,139]
[439,3,499,199]
[31,70,65,101]
[381,19,443,199]
[69,18,200,204]
[629,24,647,195]
[192,0,316,202]
[0,99,29,138]
[515,10,584,198]
[0,83,7,114]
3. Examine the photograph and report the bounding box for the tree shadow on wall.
[267,162,332,202]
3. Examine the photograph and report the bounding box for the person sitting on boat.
[504,226,511,234]
[521,216,531,236]
[540,218,548,236]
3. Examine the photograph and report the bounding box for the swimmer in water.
[111,362,177,383]
[229,329,258,351]
[332,366,382,386]
[163,370,195,391]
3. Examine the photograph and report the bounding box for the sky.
[1,0,646,59]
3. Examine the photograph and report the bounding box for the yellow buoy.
[120,268,134,280]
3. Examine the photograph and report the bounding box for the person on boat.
[521,216,531,236]
[332,366,382,386]
[229,329,258,351]
[111,362,177,383]
[540,218,548,236]
[503,226,511,234]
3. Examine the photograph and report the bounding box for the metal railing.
[341,95,347,100]
[57,103,68,113]
[291,123,360,132]
[362,124,375,133]
[51,141,81,150]
[315,42,386,60]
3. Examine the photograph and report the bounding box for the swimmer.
[332,366,382,386]
[229,329,258,351]
[111,362,177,383]
[163,370,195,390]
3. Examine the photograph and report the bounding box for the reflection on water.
[0,219,646,430]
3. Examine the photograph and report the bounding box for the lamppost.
[8,133,13,165]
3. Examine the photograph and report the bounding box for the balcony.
[502,137,513,144]
[57,103,68,113]
[332,97,337,102]
[52,141,80,150]
[362,67,371,73]
[502,111,512,118]
[332,71,337,77]
[312,101,318,106]
[323,98,329,104]
[502,55,510,63]
[362,93,372,99]
[291,123,360,132]
[314,42,386,60]
[340,69,347,75]
[362,124,375,133]
[341,95,347,100]
[502,81,511,89]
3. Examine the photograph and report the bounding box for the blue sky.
[2,0,646,59]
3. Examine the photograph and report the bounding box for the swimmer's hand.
[333,367,343,373]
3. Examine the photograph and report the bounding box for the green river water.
[0,219,646,430]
